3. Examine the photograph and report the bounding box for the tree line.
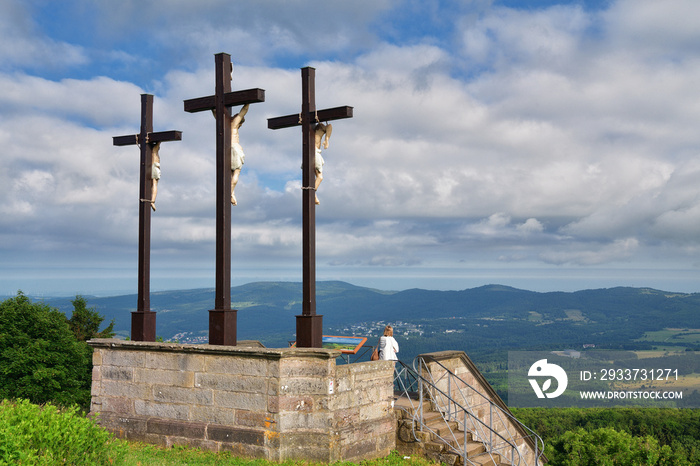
[512,407,700,465]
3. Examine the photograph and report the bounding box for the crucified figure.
[149,142,161,211]
[313,122,332,205]
[213,103,249,205]
[229,103,249,205]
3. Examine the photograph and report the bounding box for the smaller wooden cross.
[183,53,265,346]
[268,67,353,348]
[113,94,182,341]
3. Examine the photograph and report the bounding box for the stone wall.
[89,339,395,462]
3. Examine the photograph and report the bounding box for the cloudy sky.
[1,0,700,296]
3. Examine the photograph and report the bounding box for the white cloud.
[73,0,393,70]
[2,0,700,294]
[517,218,544,234]
[0,73,143,126]
[460,4,590,69]
[540,238,640,266]
[603,0,700,60]
[0,1,87,70]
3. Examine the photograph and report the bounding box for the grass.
[120,444,437,466]
[562,309,587,322]
[636,328,700,345]
[120,443,260,466]
[634,349,687,358]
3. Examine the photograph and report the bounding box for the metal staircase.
[394,355,544,466]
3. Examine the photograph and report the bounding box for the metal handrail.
[394,360,507,465]
[416,356,544,465]
[393,358,544,466]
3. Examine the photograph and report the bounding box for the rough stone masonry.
[89,339,396,462]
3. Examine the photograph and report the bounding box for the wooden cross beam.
[183,52,265,346]
[268,67,353,348]
[112,94,182,342]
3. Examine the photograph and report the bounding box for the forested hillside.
[40,281,700,361]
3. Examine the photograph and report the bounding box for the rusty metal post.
[267,68,353,348]
[183,53,265,346]
[113,94,182,341]
[209,53,236,346]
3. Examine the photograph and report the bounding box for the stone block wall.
[89,339,395,462]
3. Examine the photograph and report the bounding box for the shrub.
[0,399,126,465]
[0,292,92,408]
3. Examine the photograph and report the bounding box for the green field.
[634,349,688,358]
[636,328,700,347]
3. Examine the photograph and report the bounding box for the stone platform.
[88,339,395,462]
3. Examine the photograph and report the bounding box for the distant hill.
[40,281,700,358]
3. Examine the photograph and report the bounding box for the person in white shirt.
[379,324,399,361]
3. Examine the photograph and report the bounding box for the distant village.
[169,320,431,345]
[154,317,598,350]
[331,320,426,338]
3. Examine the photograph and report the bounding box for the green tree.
[0,292,92,407]
[68,295,115,341]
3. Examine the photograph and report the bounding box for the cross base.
[131,311,156,341]
[296,314,324,348]
[209,309,238,346]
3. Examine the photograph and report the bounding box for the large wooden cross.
[113,94,182,341]
[268,67,353,348]
[184,53,265,346]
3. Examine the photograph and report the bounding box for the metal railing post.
[489,403,493,451]
[463,409,468,459]
[447,374,451,420]
[418,360,424,431]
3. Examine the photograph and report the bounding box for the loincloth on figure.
[315,147,324,173]
[301,148,325,172]
[151,162,161,180]
[231,142,245,171]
